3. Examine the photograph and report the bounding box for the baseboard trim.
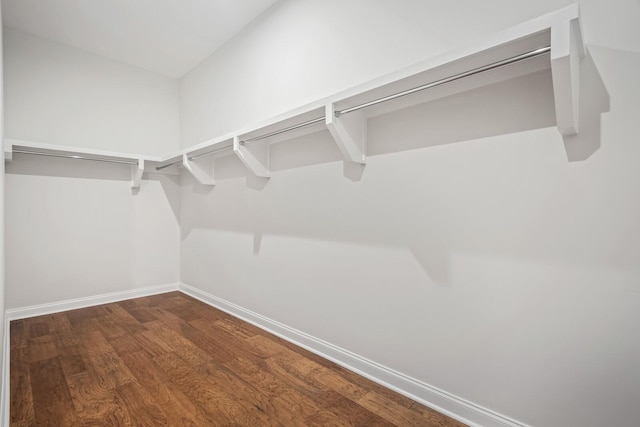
[179,282,529,427]
[5,282,180,321]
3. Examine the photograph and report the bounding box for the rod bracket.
[131,159,144,189]
[551,15,584,136]
[233,136,270,178]
[326,103,366,164]
[183,153,215,186]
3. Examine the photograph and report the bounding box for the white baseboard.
[179,282,530,427]
[5,282,180,321]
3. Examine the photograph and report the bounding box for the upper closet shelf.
[4,139,163,189]
[167,4,584,184]
[5,5,584,190]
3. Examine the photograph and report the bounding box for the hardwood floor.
[10,292,467,426]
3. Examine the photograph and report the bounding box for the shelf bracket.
[326,103,366,164]
[233,136,270,178]
[183,153,215,186]
[4,139,12,162]
[551,16,584,136]
[131,159,144,189]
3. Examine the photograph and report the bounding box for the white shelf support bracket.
[551,15,585,136]
[131,159,144,189]
[4,139,12,162]
[233,136,270,178]
[326,103,366,164]
[183,153,215,186]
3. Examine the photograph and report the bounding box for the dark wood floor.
[10,291,466,426]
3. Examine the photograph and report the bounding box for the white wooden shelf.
[5,5,584,190]
[4,139,162,190]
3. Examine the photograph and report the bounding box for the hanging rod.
[155,159,180,170]
[336,45,551,116]
[239,116,326,145]
[237,45,551,145]
[13,149,139,165]
[155,144,235,170]
[188,144,234,160]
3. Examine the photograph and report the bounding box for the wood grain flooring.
[10,291,467,426]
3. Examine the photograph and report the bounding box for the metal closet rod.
[240,45,551,145]
[154,144,234,170]
[13,149,139,165]
[155,160,180,170]
[158,45,551,167]
[188,144,234,161]
[239,116,326,145]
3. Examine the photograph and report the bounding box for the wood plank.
[195,360,276,424]
[119,350,167,389]
[359,390,468,426]
[48,312,73,333]
[65,305,105,326]
[29,357,79,426]
[119,302,158,324]
[224,356,333,425]
[10,347,35,426]
[178,321,237,363]
[152,352,240,424]
[55,345,87,378]
[114,381,169,426]
[214,316,261,339]
[109,333,144,356]
[163,303,204,322]
[151,325,213,366]
[141,308,185,333]
[64,370,134,425]
[316,389,393,426]
[306,410,353,427]
[94,313,128,340]
[142,379,216,426]
[27,335,58,363]
[132,329,174,358]
[9,320,27,349]
[103,302,149,335]
[26,318,49,339]
[80,330,136,390]
[189,317,273,365]
[291,356,370,401]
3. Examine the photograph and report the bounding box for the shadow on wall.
[180,64,612,285]
[153,172,182,222]
[5,155,182,221]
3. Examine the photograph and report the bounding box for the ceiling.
[1,0,279,78]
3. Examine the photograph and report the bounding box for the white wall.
[3,28,180,156]
[4,157,180,308]
[179,1,640,426]
[3,29,181,309]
